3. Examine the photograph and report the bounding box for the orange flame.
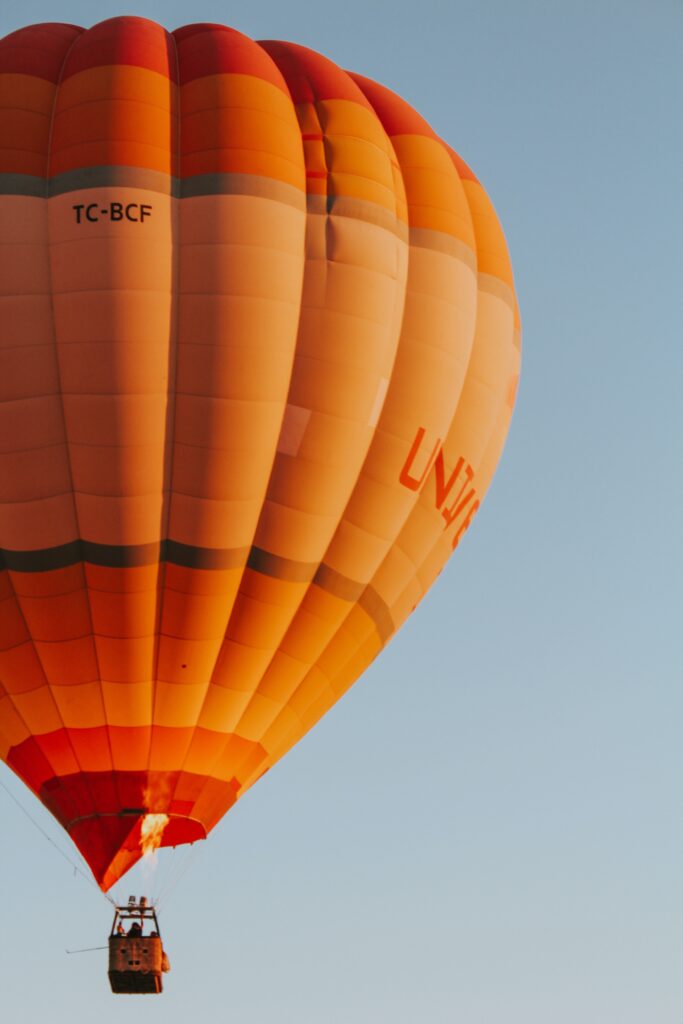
[140,813,170,860]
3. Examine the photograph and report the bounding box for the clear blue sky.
[0,2,681,1021]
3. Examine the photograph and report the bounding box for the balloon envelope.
[0,18,520,890]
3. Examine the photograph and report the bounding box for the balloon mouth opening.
[68,812,207,891]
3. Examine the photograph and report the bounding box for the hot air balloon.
[0,17,521,895]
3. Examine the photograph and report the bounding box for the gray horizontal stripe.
[0,173,45,197]
[166,540,249,570]
[180,172,306,210]
[1,539,247,572]
[409,225,477,268]
[307,192,409,240]
[0,168,307,208]
[0,171,412,244]
[1,540,394,642]
[48,165,177,197]
[359,586,395,644]
[313,563,365,602]
[478,271,515,310]
[247,546,317,583]
[2,540,320,580]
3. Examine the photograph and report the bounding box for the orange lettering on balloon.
[451,500,480,549]
[441,463,475,527]
[399,427,441,492]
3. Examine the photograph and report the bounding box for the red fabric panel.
[60,16,176,81]
[162,816,205,846]
[258,40,372,107]
[348,72,437,138]
[69,814,139,886]
[42,775,94,821]
[7,736,54,792]
[0,23,82,81]
[174,23,288,92]
[444,143,479,182]
[66,726,112,772]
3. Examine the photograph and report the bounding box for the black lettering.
[75,200,153,225]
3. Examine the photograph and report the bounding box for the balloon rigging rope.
[0,773,115,905]
[155,842,203,910]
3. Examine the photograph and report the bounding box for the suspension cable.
[0,773,115,905]
[156,842,203,910]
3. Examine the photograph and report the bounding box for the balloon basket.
[108,896,170,995]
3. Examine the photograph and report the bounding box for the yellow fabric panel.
[235,693,283,742]
[226,575,308,647]
[238,703,301,777]
[101,680,152,729]
[197,684,252,734]
[269,587,352,668]
[239,604,380,774]
[153,679,211,729]
[254,647,309,703]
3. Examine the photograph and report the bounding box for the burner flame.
[140,813,169,860]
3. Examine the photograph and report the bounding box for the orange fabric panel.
[226,86,480,748]
[0,24,81,175]
[201,45,409,742]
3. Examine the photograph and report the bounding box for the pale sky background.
[0,2,681,1021]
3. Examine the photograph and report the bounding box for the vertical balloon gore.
[0,17,520,890]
